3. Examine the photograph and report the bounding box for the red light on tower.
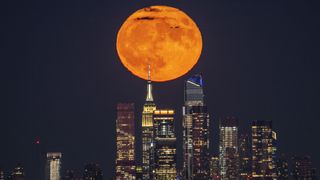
[35,139,40,145]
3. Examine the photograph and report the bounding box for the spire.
[146,65,153,102]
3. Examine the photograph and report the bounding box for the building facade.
[276,155,289,179]
[219,117,239,179]
[291,155,317,180]
[141,68,156,179]
[239,133,252,179]
[182,74,205,180]
[8,165,25,180]
[115,103,136,179]
[191,105,210,179]
[153,109,177,180]
[45,152,62,180]
[251,120,276,179]
[83,163,102,180]
[210,155,220,180]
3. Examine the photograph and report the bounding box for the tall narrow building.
[251,120,276,179]
[141,66,156,179]
[115,103,136,179]
[45,152,62,180]
[276,155,289,179]
[219,117,239,179]
[0,168,4,180]
[239,133,251,179]
[182,74,205,180]
[153,109,177,180]
[192,105,210,179]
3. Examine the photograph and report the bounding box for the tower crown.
[146,65,153,102]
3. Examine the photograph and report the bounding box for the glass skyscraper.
[182,74,206,180]
[45,152,62,180]
[115,103,135,179]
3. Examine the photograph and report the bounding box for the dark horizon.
[1,0,320,179]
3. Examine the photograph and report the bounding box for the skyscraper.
[251,120,276,179]
[182,74,205,180]
[115,103,136,179]
[45,152,62,180]
[141,66,156,179]
[291,155,317,180]
[210,155,220,180]
[83,163,102,180]
[192,105,210,179]
[219,116,239,179]
[153,109,177,180]
[239,133,252,179]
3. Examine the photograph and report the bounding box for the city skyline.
[2,1,320,179]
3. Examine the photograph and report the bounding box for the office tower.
[219,117,239,179]
[8,165,25,180]
[135,166,143,180]
[182,74,205,180]
[0,168,4,180]
[276,155,289,179]
[251,120,276,179]
[83,163,102,180]
[291,155,317,180]
[153,109,177,180]
[115,103,136,179]
[142,66,156,179]
[45,152,62,180]
[192,105,210,179]
[210,155,220,180]
[239,133,251,179]
[62,170,76,180]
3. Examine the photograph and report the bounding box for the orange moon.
[116,5,202,82]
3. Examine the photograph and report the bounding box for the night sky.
[1,0,320,179]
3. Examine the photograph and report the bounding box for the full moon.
[116,5,202,82]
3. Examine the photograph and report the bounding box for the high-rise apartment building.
[210,155,220,180]
[219,117,239,179]
[182,74,206,180]
[45,152,62,180]
[141,66,156,179]
[115,103,136,179]
[276,155,289,179]
[153,109,177,180]
[239,133,251,179]
[83,163,102,180]
[251,120,276,179]
[192,105,210,179]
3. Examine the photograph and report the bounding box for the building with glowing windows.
[191,105,210,180]
[8,165,25,180]
[0,168,4,180]
[83,163,102,180]
[291,155,317,179]
[153,109,177,180]
[276,155,289,179]
[251,120,276,179]
[210,155,220,180]
[45,152,62,180]
[115,103,136,179]
[239,133,252,179]
[182,74,205,180]
[219,117,239,179]
[141,67,156,179]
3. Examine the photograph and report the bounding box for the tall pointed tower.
[141,65,156,179]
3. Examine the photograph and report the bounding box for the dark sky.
[1,0,320,179]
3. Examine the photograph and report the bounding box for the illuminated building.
[219,117,239,179]
[210,155,220,180]
[192,105,210,179]
[83,163,102,180]
[153,109,177,180]
[115,103,136,179]
[291,155,317,180]
[251,120,276,179]
[0,168,4,180]
[276,155,289,179]
[8,165,25,180]
[141,66,157,179]
[62,170,76,180]
[182,74,205,180]
[45,152,62,180]
[135,166,143,180]
[239,133,252,179]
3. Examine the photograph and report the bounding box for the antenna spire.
[146,64,153,102]
[148,64,151,81]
